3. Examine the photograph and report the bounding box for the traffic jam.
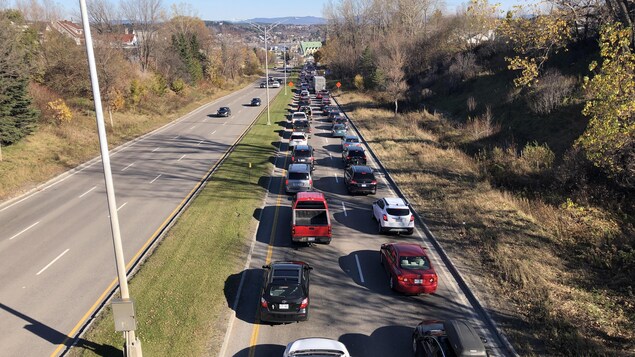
[261,63,490,357]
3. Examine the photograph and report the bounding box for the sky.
[45,0,529,22]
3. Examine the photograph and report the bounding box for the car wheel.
[412,336,423,356]
[379,252,383,265]
[406,228,414,235]
[378,221,384,234]
[389,276,395,290]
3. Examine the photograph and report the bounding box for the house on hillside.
[466,29,496,46]
[52,20,83,45]
[300,41,322,56]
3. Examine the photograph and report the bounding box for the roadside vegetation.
[0,2,283,200]
[70,85,291,357]
[322,0,634,355]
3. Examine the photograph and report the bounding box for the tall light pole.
[79,1,142,356]
[250,20,287,125]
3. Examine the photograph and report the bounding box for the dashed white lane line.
[355,254,365,283]
[78,186,96,198]
[342,201,347,217]
[324,137,327,144]
[150,174,162,184]
[117,202,127,211]
[152,147,160,152]
[223,122,227,126]
[211,130,217,135]
[173,135,180,140]
[178,154,186,162]
[334,173,339,183]
[190,125,197,130]
[9,221,40,240]
[121,163,134,171]
[36,248,69,276]
[197,140,204,146]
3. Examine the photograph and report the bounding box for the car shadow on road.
[224,268,264,325]
[322,144,342,154]
[339,325,414,357]
[331,204,377,235]
[232,344,286,357]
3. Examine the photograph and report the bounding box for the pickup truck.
[291,192,332,244]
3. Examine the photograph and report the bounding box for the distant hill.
[236,16,326,25]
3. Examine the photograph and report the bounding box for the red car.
[379,243,437,295]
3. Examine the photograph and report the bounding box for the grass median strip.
[71,88,292,357]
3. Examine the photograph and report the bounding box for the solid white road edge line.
[36,249,69,276]
[150,174,162,184]
[78,186,97,198]
[121,163,134,171]
[355,254,365,283]
[8,221,40,240]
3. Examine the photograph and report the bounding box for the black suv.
[342,146,367,167]
[292,119,312,138]
[344,165,377,194]
[260,261,312,323]
[412,319,488,357]
[216,107,231,117]
[291,145,315,170]
[251,97,262,106]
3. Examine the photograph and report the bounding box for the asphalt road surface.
[220,90,506,356]
[0,79,282,357]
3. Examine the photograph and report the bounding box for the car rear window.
[399,256,430,269]
[294,150,311,158]
[348,150,365,157]
[291,134,305,140]
[333,124,346,130]
[294,121,309,129]
[346,137,359,143]
[387,208,410,216]
[353,171,375,180]
[289,172,309,180]
[295,201,326,209]
[267,284,303,299]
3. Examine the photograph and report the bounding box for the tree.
[578,22,635,187]
[87,0,120,34]
[378,30,408,115]
[120,0,164,71]
[604,0,634,47]
[0,11,38,146]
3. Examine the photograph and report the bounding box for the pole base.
[125,337,143,357]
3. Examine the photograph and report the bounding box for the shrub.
[449,52,481,82]
[46,99,73,124]
[171,79,186,94]
[467,96,477,112]
[353,74,364,91]
[520,141,555,172]
[526,69,576,115]
[150,74,169,97]
[465,106,499,140]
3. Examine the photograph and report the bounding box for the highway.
[220,88,506,356]
[0,80,281,357]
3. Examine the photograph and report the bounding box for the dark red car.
[379,243,437,295]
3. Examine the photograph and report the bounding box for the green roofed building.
[300,41,322,56]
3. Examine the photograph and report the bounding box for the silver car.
[341,135,361,150]
[285,164,313,194]
[332,123,347,138]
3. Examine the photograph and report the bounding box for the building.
[52,20,83,45]
[300,41,322,56]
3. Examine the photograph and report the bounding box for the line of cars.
[259,64,489,357]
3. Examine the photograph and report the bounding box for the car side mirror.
[305,266,313,270]
[262,265,270,269]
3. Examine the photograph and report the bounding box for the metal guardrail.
[332,96,519,357]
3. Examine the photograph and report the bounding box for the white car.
[288,132,308,150]
[270,81,281,88]
[284,338,350,357]
[291,112,308,123]
[371,197,415,235]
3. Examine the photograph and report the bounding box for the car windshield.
[386,208,410,216]
[291,135,305,140]
[399,256,430,269]
[289,172,310,180]
[267,284,304,299]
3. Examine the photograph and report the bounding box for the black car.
[412,319,488,357]
[216,107,231,117]
[342,146,367,167]
[251,97,262,106]
[291,145,315,170]
[260,261,312,323]
[292,119,311,138]
[344,165,377,194]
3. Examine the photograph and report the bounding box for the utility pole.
[78,1,142,356]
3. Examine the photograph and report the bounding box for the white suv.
[288,132,308,150]
[291,112,308,123]
[371,197,415,235]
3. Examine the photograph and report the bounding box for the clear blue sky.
[49,0,528,22]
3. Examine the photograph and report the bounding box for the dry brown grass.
[0,79,253,201]
[336,91,635,356]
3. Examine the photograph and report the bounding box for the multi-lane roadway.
[0,80,281,356]
[220,87,507,356]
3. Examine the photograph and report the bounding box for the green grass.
[70,86,292,356]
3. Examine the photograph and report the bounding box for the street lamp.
[249,20,288,125]
[78,1,142,356]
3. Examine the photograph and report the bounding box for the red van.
[291,192,332,244]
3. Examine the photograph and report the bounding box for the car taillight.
[260,297,268,308]
[328,226,332,235]
[285,179,289,185]
[291,156,295,161]
[350,180,357,184]
[371,180,377,184]
[291,226,296,234]
[300,298,309,309]
[410,215,415,222]
[346,156,351,160]
[382,214,387,221]
[309,179,313,185]
[397,275,408,282]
